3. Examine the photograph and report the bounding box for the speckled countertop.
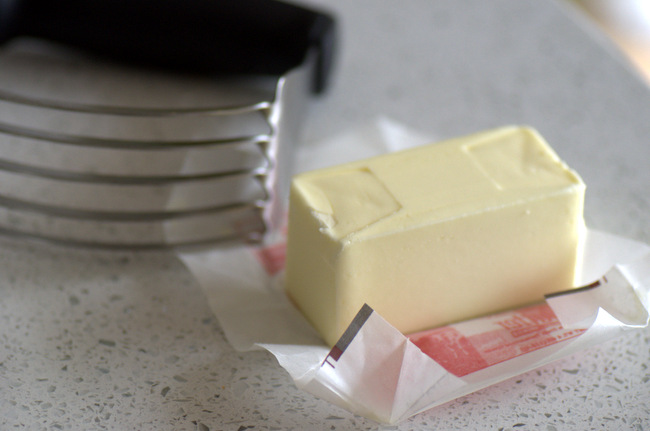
[1,0,649,430]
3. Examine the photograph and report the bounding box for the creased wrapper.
[176,119,650,424]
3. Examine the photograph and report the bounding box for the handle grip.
[0,0,336,93]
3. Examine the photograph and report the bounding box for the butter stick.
[285,126,586,346]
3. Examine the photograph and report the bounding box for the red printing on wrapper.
[253,242,287,276]
[409,303,586,377]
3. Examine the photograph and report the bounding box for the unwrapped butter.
[285,126,585,346]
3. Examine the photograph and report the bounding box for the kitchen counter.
[1,0,649,429]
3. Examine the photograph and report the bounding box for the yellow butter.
[285,126,585,346]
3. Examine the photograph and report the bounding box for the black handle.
[0,0,336,93]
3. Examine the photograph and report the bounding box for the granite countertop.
[1,0,649,429]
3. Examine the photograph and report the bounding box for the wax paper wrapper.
[176,119,650,424]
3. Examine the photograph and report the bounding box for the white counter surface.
[1,0,649,429]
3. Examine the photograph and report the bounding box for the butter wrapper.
[176,119,650,424]
[307,241,650,423]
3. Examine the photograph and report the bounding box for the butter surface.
[285,126,585,346]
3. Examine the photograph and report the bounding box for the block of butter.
[284,126,585,346]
